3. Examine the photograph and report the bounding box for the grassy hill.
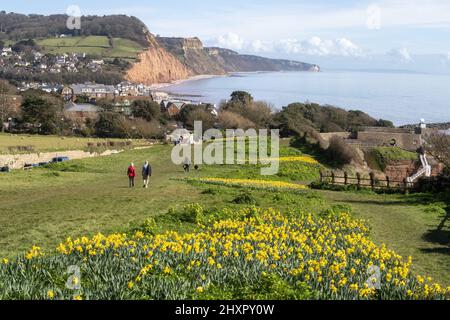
[36,36,144,61]
[0,138,448,294]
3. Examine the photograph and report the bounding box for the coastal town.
[3,79,214,131]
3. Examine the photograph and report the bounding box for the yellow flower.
[192,178,308,191]
[128,281,134,289]
[386,273,392,282]
[72,276,79,286]
[196,286,204,293]
[2,258,8,264]
[163,266,172,274]
[73,295,82,301]
[350,283,359,291]
[47,290,55,299]
[134,231,144,239]
[208,257,215,266]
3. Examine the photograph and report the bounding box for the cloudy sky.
[4,0,450,71]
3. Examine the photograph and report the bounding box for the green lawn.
[0,143,448,286]
[320,190,449,285]
[0,133,148,154]
[36,36,145,60]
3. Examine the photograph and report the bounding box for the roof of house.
[71,83,115,95]
[169,101,186,109]
[65,102,99,113]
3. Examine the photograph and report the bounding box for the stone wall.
[0,149,121,170]
[356,132,422,151]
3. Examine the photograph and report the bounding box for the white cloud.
[250,40,271,53]
[448,52,450,60]
[216,33,245,51]
[276,37,364,57]
[388,48,413,62]
[214,34,365,57]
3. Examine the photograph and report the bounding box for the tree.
[177,104,199,124]
[244,101,273,128]
[185,108,216,131]
[0,80,17,132]
[424,133,450,169]
[218,111,255,130]
[176,104,217,130]
[326,136,363,166]
[94,112,127,138]
[131,100,161,122]
[21,91,64,134]
[95,98,116,112]
[132,118,164,139]
[230,91,253,106]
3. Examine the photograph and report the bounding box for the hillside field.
[36,36,144,61]
[0,133,149,154]
[0,139,448,299]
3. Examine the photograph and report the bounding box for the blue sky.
[3,0,450,71]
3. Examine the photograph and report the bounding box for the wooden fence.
[319,171,412,192]
[319,171,450,193]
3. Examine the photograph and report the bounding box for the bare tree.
[0,80,17,132]
[424,132,450,169]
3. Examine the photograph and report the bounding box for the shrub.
[232,191,257,205]
[326,136,363,166]
[201,188,218,195]
[169,203,205,224]
[140,217,158,235]
[217,111,255,130]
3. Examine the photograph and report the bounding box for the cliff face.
[127,34,320,85]
[156,37,227,75]
[205,47,320,73]
[126,35,190,85]
[156,37,320,76]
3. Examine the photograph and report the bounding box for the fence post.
[369,172,375,191]
[331,172,335,184]
[386,176,390,189]
[356,172,361,190]
[344,171,348,185]
[403,178,408,194]
[319,171,323,183]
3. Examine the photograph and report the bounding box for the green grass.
[36,36,144,60]
[370,147,418,170]
[320,190,450,285]
[0,133,148,154]
[0,141,448,287]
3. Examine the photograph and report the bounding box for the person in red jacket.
[127,162,136,188]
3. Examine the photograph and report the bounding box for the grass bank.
[0,142,448,290]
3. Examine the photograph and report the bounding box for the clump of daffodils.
[1,208,448,300]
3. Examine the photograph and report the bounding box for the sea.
[162,70,450,126]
